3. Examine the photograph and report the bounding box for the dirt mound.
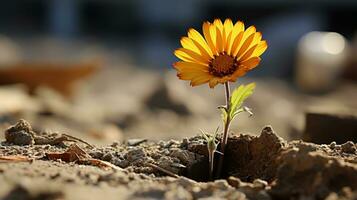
[1,120,356,199]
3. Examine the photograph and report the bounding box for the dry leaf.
[46,144,90,162]
[45,144,122,171]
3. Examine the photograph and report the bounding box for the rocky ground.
[0,120,356,200]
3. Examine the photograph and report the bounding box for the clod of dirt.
[183,126,287,182]
[4,119,93,147]
[5,119,35,145]
[341,141,356,154]
[223,126,286,182]
[271,145,357,199]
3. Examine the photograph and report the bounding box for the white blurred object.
[296,31,348,92]
[0,35,21,67]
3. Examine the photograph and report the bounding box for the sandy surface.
[0,120,356,200]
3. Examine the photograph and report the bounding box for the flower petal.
[174,48,209,65]
[213,19,223,31]
[215,27,224,53]
[240,57,261,70]
[239,44,258,62]
[209,25,218,49]
[253,40,268,57]
[224,19,234,35]
[180,37,199,54]
[190,74,212,86]
[173,61,209,72]
[228,69,247,82]
[191,38,213,59]
[230,31,244,56]
[187,28,213,57]
[235,32,255,58]
[203,22,217,55]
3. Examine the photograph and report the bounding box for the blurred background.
[0,0,356,144]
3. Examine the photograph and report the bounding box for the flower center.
[209,54,238,77]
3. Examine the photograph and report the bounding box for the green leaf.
[229,83,255,119]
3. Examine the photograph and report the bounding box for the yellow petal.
[252,32,262,46]
[223,19,234,51]
[225,31,233,54]
[213,20,225,52]
[224,19,234,35]
[178,71,207,80]
[190,75,212,86]
[228,68,247,82]
[187,28,213,57]
[180,37,211,60]
[191,38,213,59]
[243,26,256,40]
[215,27,224,53]
[233,21,245,33]
[240,57,261,70]
[213,19,223,31]
[173,61,209,72]
[180,37,199,54]
[203,22,217,55]
[230,32,244,56]
[174,48,209,65]
[209,24,217,53]
[235,32,255,58]
[253,40,268,57]
[245,32,262,53]
[240,44,258,62]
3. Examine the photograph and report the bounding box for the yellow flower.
[173,19,268,88]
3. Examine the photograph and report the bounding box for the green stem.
[209,151,214,180]
[215,82,231,178]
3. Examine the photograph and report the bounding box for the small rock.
[89,150,104,159]
[125,147,146,162]
[170,149,196,165]
[113,159,130,168]
[4,119,35,145]
[110,142,120,148]
[341,141,356,154]
[180,138,189,149]
[157,157,179,174]
[213,180,230,190]
[127,139,147,146]
[227,176,242,188]
[5,130,34,145]
[102,152,113,161]
[329,142,336,149]
[253,179,268,189]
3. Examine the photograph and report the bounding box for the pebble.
[127,139,147,146]
[227,176,242,188]
[341,141,356,154]
[102,152,113,161]
[253,179,268,189]
[125,147,146,162]
[329,142,336,149]
[5,130,34,145]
